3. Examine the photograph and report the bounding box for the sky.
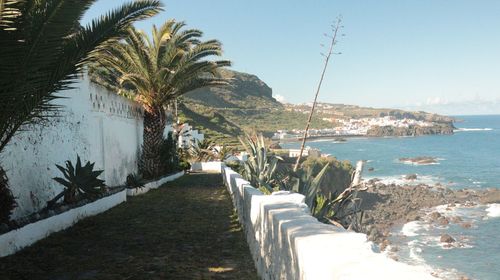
[82,0,500,115]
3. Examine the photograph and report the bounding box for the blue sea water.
[283,115,500,279]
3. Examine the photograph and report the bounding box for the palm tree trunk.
[141,107,167,179]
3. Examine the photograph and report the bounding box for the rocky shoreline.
[357,180,500,248]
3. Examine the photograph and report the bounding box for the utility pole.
[293,17,343,172]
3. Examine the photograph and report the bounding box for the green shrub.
[300,157,353,197]
[0,167,16,224]
[178,160,191,171]
[160,132,180,174]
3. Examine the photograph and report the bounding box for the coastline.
[358,180,500,245]
[277,126,455,143]
[358,180,500,278]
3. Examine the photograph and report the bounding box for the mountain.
[180,69,331,145]
[180,69,455,145]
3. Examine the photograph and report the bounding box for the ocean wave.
[401,221,425,237]
[486,204,500,218]
[308,139,336,143]
[364,174,441,187]
[399,160,440,166]
[454,128,493,132]
[408,240,426,264]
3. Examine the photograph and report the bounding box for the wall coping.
[221,165,436,279]
[0,190,127,258]
[126,171,185,197]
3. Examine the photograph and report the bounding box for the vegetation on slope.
[182,69,455,145]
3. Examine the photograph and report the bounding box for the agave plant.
[215,145,234,161]
[290,162,362,227]
[0,166,16,224]
[239,133,284,194]
[126,173,144,189]
[188,139,218,163]
[49,156,106,207]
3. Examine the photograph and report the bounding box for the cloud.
[426,97,449,105]
[274,94,287,103]
[404,96,500,115]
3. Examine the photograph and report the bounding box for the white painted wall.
[221,165,437,280]
[2,74,143,219]
[190,161,222,173]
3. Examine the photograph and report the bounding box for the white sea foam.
[399,160,441,166]
[454,128,493,132]
[402,221,425,237]
[309,138,336,143]
[408,240,426,264]
[486,204,500,218]
[365,174,441,187]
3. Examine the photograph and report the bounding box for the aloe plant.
[188,139,217,163]
[126,173,144,189]
[289,160,360,226]
[49,156,106,207]
[239,133,284,194]
[239,133,362,228]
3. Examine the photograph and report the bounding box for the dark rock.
[450,216,462,223]
[440,234,455,243]
[0,223,9,233]
[379,240,390,251]
[429,212,441,220]
[368,167,375,172]
[461,222,472,229]
[405,174,418,180]
[269,143,282,149]
[437,217,449,225]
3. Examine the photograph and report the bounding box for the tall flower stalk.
[294,17,343,172]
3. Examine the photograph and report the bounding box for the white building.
[176,123,204,149]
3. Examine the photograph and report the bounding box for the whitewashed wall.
[221,165,436,280]
[2,74,143,219]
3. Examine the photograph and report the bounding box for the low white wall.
[190,161,222,173]
[0,190,127,257]
[2,73,143,219]
[126,171,184,196]
[222,166,435,280]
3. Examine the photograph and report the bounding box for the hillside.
[181,69,455,145]
[180,69,331,144]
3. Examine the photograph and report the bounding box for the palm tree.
[0,0,162,222]
[90,20,231,178]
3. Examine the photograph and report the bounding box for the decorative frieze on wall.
[89,86,143,119]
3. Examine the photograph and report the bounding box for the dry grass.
[0,173,257,280]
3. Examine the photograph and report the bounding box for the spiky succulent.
[126,173,144,189]
[50,155,106,206]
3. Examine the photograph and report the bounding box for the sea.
[282,115,500,280]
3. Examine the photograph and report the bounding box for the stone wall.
[221,165,436,280]
[2,74,143,219]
